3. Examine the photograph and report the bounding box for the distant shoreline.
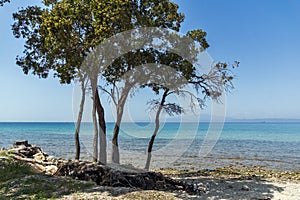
[1,120,300,123]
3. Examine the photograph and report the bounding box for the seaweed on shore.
[158,166,300,181]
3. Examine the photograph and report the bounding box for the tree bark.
[91,77,99,162]
[94,88,107,164]
[111,82,131,164]
[90,74,107,164]
[92,94,98,162]
[75,77,86,160]
[145,89,169,170]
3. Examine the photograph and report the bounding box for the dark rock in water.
[13,140,30,147]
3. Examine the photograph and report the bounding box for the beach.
[2,0,300,198]
[2,154,300,199]
[60,175,300,200]
[1,122,300,199]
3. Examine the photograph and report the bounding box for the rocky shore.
[1,141,300,199]
[0,141,200,195]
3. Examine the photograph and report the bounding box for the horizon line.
[1,118,300,123]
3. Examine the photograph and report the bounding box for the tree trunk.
[111,83,131,164]
[75,77,86,160]
[91,77,99,162]
[111,108,122,164]
[145,89,169,170]
[92,94,98,162]
[94,88,107,164]
[90,74,107,164]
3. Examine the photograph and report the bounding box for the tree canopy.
[12,0,238,165]
[13,0,134,83]
[0,0,9,6]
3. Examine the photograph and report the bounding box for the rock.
[241,185,250,191]
[250,197,271,200]
[13,140,30,147]
[8,141,200,195]
[196,183,208,194]
[45,165,58,175]
[205,183,210,189]
[34,163,46,172]
[10,144,44,159]
[193,183,197,192]
[55,161,198,194]
[47,156,56,162]
[21,146,43,158]
[33,153,46,162]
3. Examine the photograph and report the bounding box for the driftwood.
[10,154,53,166]
[6,141,199,194]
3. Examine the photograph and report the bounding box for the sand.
[60,174,300,200]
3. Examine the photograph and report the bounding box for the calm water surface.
[1,122,299,171]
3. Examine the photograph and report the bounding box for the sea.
[1,122,299,171]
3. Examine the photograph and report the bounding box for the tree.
[74,72,88,160]
[12,0,205,164]
[132,29,237,170]
[0,0,9,6]
[12,0,133,162]
[144,61,238,170]
[12,2,94,161]
[102,0,187,164]
[12,0,238,167]
[101,30,211,168]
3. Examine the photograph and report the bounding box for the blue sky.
[1,0,300,122]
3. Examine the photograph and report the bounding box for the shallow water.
[0,122,299,171]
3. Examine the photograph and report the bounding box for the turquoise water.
[0,122,299,171]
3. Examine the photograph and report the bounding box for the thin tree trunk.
[75,77,86,160]
[111,83,131,164]
[94,88,107,164]
[111,108,122,164]
[145,89,169,170]
[91,77,99,162]
[92,93,99,162]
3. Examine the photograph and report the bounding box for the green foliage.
[190,61,239,100]
[12,0,192,84]
[12,0,238,164]
[12,0,236,102]
[0,0,9,7]
[187,29,209,50]
[12,0,217,105]
[12,0,133,83]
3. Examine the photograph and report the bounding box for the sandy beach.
[59,171,300,200]
[2,151,300,199]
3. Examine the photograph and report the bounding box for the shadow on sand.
[173,173,284,200]
[63,174,285,200]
